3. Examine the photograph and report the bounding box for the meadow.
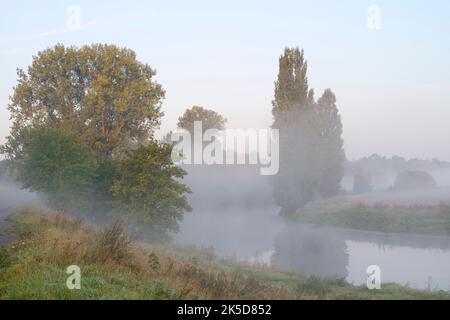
[1,208,449,300]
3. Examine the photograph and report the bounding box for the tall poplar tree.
[271,48,345,216]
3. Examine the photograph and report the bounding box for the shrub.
[394,170,436,190]
[111,140,192,239]
[92,220,135,264]
[17,128,97,210]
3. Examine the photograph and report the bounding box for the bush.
[394,170,436,190]
[92,220,135,264]
[17,128,97,210]
[10,126,193,240]
[111,140,192,239]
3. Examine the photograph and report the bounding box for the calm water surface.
[176,206,450,290]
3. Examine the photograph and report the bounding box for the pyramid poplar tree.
[271,47,345,216]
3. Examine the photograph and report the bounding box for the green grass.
[1,207,450,300]
[295,199,450,235]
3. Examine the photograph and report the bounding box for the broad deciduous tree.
[1,44,165,160]
[177,106,227,135]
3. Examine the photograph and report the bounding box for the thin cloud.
[0,20,98,43]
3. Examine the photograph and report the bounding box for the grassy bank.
[295,197,450,236]
[0,208,449,300]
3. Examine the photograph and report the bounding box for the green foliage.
[176,106,227,163]
[15,131,191,235]
[111,140,192,237]
[0,44,192,236]
[18,128,96,209]
[271,47,345,215]
[92,158,120,214]
[0,249,11,269]
[394,170,437,190]
[272,48,310,116]
[177,106,227,135]
[316,89,345,197]
[2,43,165,160]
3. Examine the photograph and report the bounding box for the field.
[0,208,449,300]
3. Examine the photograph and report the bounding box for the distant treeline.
[346,154,450,174]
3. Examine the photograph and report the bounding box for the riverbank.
[294,192,450,236]
[1,207,449,299]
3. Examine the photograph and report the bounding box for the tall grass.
[1,208,450,300]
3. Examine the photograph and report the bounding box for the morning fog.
[170,121,279,175]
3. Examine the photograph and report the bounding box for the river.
[175,206,450,291]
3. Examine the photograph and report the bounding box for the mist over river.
[175,166,450,291]
[176,206,450,290]
[3,164,450,290]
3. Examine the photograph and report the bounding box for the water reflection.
[273,224,349,279]
[272,224,450,290]
[176,207,450,290]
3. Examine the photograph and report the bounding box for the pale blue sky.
[1,1,449,160]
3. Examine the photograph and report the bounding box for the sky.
[1,0,449,161]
